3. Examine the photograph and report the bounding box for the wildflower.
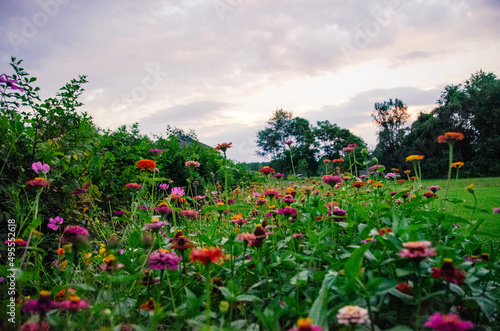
[154,204,174,215]
[170,187,185,199]
[493,208,500,214]
[391,168,399,172]
[288,317,323,331]
[331,207,346,221]
[278,206,298,217]
[142,270,161,286]
[114,210,125,214]
[180,209,198,220]
[404,170,411,174]
[281,195,297,203]
[138,205,150,210]
[259,166,275,175]
[149,149,163,154]
[396,283,413,295]
[285,140,294,146]
[185,160,200,168]
[148,249,182,270]
[230,216,248,225]
[385,173,397,179]
[227,198,235,205]
[126,183,142,189]
[190,247,224,265]
[5,238,28,246]
[361,238,376,243]
[100,255,124,273]
[60,226,89,246]
[322,175,343,186]
[55,288,76,301]
[73,182,90,195]
[377,228,392,235]
[398,241,436,259]
[343,146,354,153]
[451,162,464,168]
[214,142,233,153]
[57,295,89,311]
[262,188,280,198]
[431,259,466,284]
[22,291,56,314]
[142,219,169,231]
[57,248,65,255]
[423,192,437,198]
[32,162,50,175]
[293,233,304,238]
[27,177,50,187]
[332,158,344,163]
[273,173,285,179]
[158,183,169,191]
[20,321,51,331]
[406,155,424,162]
[336,305,370,325]
[352,181,366,188]
[438,132,465,145]
[140,298,157,311]
[425,312,473,331]
[369,164,384,171]
[323,159,331,163]
[427,186,442,193]
[170,235,194,251]
[0,74,23,91]
[396,180,406,184]
[136,159,156,170]
[237,232,257,244]
[47,216,64,231]
[465,184,474,193]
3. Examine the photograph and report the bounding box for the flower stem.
[442,143,454,210]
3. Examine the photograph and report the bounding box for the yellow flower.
[465,184,474,193]
[100,244,106,254]
[216,202,224,206]
[406,155,424,162]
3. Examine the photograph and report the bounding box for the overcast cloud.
[1,0,499,162]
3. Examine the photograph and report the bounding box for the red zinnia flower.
[190,247,224,265]
[214,142,233,153]
[137,159,156,170]
[431,259,466,284]
[259,166,275,174]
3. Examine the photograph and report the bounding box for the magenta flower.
[331,207,346,221]
[292,233,303,238]
[32,162,50,175]
[180,209,198,220]
[158,183,169,191]
[150,149,163,154]
[114,210,125,214]
[273,173,285,179]
[343,146,354,153]
[0,74,23,91]
[73,182,90,195]
[154,204,174,215]
[56,297,89,311]
[285,140,294,145]
[4,238,28,246]
[229,217,249,225]
[493,207,500,214]
[126,183,142,189]
[148,250,182,270]
[170,187,185,197]
[60,226,89,246]
[322,175,343,186]
[425,312,473,331]
[22,292,56,314]
[398,241,436,259]
[385,173,397,179]
[278,207,298,217]
[47,216,64,231]
[142,220,169,231]
[20,321,51,331]
[428,186,443,193]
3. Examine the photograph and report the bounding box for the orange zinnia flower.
[190,247,224,265]
[137,159,156,170]
[438,132,464,144]
[451,162,464,168]
[214,142,233,153]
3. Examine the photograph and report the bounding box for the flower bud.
[219,301,229,314]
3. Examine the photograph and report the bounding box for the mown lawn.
[421,177,500,244]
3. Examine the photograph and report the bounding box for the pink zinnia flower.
[425,312,473,331]
[154,204,174,215]
[22,291,56,314]
[32,162,50,175]
[185,160,200,168]
[20,321,51,331]
[148,250,182,270]
[126,183,142,189]
[293,233,303,238]
[5,238,28,246]
[150,149,163,154]
[27,177,50,187]
[278,207,298,217]
[142,220,169,231]
[60,226,89,245]
[158,183,169,191]
[180,209,198,220]
[398,241,436,259]
[237,232,257,244]
[322,175,343,186]
[57,296,89,311]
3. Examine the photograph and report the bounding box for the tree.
[256,109,293,158]
[314,120,366,160]
[372,98,410,167]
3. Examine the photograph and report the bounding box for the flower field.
[1,62,500,331]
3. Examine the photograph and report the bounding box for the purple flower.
[285,140,294,145]
[47,216,63,231]
[126,183,142,189]
[322,175,344,186]
[150,149,163,154]
[148,250,182,270]
[138,205,150,210]
[57,297,89,311]
[278,207,298,217]
[0,74,23,91]
[154,204,174,215]
[60,226,89,246]
[32,162,50,175]
[425,312,473,331]
[273,173,285,179]
[158,183,169,191]
[493,207,500,214]
[385,173,397,179]
[113,210,125,214]
[73,182,90,195]
[170,187,185,197]
[142,220,169,231]
[22,292,56,314]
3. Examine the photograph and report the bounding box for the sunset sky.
[1,0,500,162]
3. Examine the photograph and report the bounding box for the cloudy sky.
[1,0,500,162]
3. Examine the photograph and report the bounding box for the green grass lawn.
[421,177,500,244]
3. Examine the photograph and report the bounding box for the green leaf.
[344,243,372,280]
[73,283,96,291]
[235,294,261,302]
[308,272,336,331]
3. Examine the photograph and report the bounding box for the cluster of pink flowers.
[185,160,200,168]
